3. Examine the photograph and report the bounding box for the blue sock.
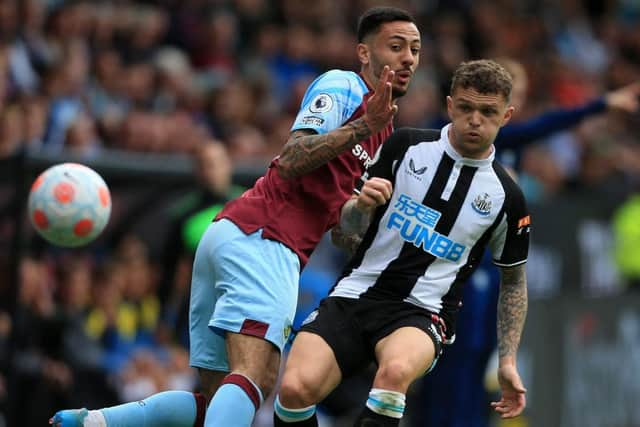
[102,390,204,427]
[205,373,263,427]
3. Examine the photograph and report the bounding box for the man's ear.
[501,105,515,127]
[357,43,369,65]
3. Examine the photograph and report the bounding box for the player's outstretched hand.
[605,81,640,113]
[356,177,392,213]
[363,65,398,133]
[490,364,527,419]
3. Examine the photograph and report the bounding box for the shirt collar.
[440,123,495,167]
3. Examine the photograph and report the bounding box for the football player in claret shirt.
[51,6,421,427]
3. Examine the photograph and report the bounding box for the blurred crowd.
[0,0,637,173]
[1,0,640,426]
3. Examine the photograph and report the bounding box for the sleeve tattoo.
[497,264,528,359]
[340,198,371,234]
[330,224,362,256]
[277,118,372,179]
[331,198,371,254]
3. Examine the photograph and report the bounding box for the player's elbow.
[276,141,298,179]
[276,158,295,180]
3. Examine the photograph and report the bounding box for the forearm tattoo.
[340,198,371,235]
[497,264,528,359]
[278,118,372,178]
[331,225,362,255]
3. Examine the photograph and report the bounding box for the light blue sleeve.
[290,70,369,135]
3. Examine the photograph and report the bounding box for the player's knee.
[278,370,320,408]
[375,359,415,390]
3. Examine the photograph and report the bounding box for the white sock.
[365,388,406,419]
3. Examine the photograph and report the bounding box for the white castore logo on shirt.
[406,158,427,181]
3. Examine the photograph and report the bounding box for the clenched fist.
[356,177,393,212]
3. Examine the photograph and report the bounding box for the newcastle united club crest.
[471,193,492,216]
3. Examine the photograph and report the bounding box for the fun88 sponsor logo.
[387,194,466,262]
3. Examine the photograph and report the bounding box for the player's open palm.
[491,364,527,418]
[357,177,392,213]
[364,65,398,133]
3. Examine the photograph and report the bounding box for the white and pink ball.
[28,163,112,247]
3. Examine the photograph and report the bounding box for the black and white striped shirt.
[331,125,530,333]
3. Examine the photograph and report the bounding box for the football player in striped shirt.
[274,60,529,426]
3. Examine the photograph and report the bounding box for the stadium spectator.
[20,94,48,151]
[158,140,242,347]
[0,103,24,158]
[7,256,72,426]
[54,257,118,410]
[63,111,103,158]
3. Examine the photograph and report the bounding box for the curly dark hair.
[450,60,513,101]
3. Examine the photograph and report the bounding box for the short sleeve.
[291,70,369,135]
[489,184,530,267]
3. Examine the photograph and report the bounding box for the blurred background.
[0,0,639,426]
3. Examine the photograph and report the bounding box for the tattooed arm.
[331,222,363,256]
[339,197,371,234]
[331,197,370,254]
[497,263,528,361]
[277,66,397,179]
[331,177,393,254]
[491,263,528,419]
[277,121,372,179]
